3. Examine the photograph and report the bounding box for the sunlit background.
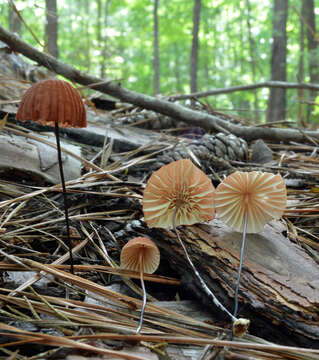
[0,0,318,122]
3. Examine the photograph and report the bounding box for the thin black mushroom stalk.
[16,79,87,274]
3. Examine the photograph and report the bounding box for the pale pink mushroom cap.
[215,171,287,233]
[143,159,215,228]
[120,237,160,274]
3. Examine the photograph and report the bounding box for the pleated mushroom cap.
[120,237,160,274]
[16,79,86,128]
[215,171,287,233]
[143,159,215,228]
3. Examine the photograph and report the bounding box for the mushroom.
[16,79,86,274]
[143,158,215,228]
[215,171,287,323]
[120,237,160,333]
[143,159,237,322]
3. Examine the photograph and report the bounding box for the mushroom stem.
[172,208,236,322]
[54,122,74,274]
[233,211,248,319]
[136,252,147,334]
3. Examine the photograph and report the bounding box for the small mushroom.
[143,158,215,228]
[215,171,287,331]
[16,79,86,273]
[215,171,287,234]
[120,237,160,333]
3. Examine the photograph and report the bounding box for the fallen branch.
[1,25,319,142]
[170,81,319,100]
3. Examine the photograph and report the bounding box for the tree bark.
[190,0,201,95]
[45,0,58,58]
[153,0,160,95]
[267,0,288,123]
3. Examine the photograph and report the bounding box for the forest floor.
[0,47,319,360]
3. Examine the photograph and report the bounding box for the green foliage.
[2,0,318,122]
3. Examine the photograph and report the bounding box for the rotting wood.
[0,131,82,184]
[120,218,319,347]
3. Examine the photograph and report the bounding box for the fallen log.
[119,218,319,347]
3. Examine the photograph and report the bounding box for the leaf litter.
[1,98,319,359]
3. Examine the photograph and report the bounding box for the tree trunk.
[302,0,319,122]
[45,0,58,58]
[153,0,160,95]
[298,3,305,126]
[84,0,90,72]
[190,0,201,96]
[100,0,112,78]
[245,0,259,121]
[97,0,102,56]
[173,42,182,92]
[266,0,288,122]
[202,9,210,90]
[8,1,21,35]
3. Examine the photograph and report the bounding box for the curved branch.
[1,25,319,142]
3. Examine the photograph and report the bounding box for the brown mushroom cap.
[16,79,86,128]
[120,237,160,274]
[215,171,287,233]
[143,159,215,228]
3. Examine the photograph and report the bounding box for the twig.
[169,81,319,100]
